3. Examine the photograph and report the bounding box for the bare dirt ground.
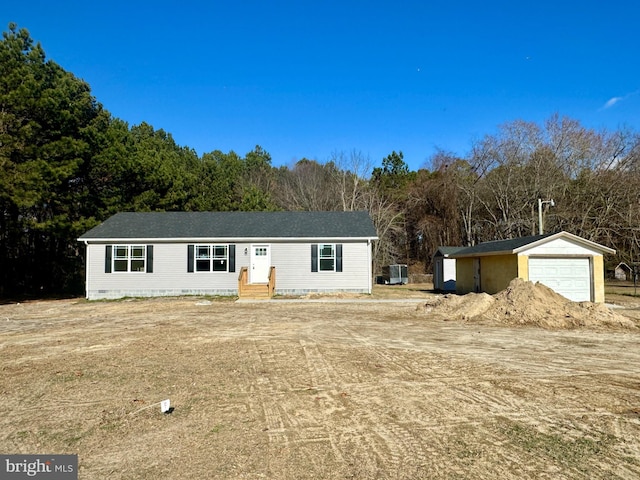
[1,283,640,479]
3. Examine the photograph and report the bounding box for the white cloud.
[603,96,622,109]
[601,90,640,110]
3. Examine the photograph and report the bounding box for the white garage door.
[528,257,591,302]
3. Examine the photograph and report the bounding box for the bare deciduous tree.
[328,150,373,211]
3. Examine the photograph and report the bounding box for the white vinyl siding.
[525,238,598,256]
[85,240,372,299]
[87,243,238,299]
[273,241,370,294]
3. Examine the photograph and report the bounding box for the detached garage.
[450,231,615,303]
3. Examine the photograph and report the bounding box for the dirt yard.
[1,283,640,479]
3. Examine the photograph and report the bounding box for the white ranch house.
[78,211,378,300]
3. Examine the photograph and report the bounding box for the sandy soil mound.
[422,292,496,320]
[422,278,637,330]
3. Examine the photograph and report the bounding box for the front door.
[250,244,271,283]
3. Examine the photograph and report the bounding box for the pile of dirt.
[422,278,637,330]
[422,291,496,319]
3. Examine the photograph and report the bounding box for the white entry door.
[250,245,271,283]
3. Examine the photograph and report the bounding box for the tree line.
[1,24,638,297]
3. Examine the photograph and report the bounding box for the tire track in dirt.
[247,340,291,446]
[332,320,421,377]
[298,338,348,465]
[376,422,428,471]
[327,319,594,474]
[313,322,436,474]
[299,339,340,390]
[254,315,640,477]
[335,318,625,422]
[246,337,349,477]
[336,392,442,478]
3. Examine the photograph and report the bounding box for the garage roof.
[433,246,466,258]
[450,231,615,258]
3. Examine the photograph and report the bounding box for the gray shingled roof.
[78,211,379,240]
[450,233,555,257]
[434,246,466,257]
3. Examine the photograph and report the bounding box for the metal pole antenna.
[538,198,543,235]
[538,199,555,235]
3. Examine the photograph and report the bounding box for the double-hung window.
[195,245,228,272]
[188,244,235,272]
[319,244,336,271]
[115,245,145,272]
[311,244,343,272]
[106,245,152,273]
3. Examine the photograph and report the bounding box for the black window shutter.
[187,245,194,272]
[336,244,343,272]
[146,245,154,273]
[311,244,318,272]
[105,245,112,273]
[228,244,236,272]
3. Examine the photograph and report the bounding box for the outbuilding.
[432,246,464,292]
[449,231,615,303]
[78,211,378,300]
[613,262,633,281]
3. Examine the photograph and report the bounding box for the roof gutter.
[78,236,380,243]
[450,250,515,259]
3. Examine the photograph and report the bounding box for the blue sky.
[4,1,640,171]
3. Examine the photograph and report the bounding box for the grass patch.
[88,294,238,303]
[498,418,616,471]
[611,292,640,298]
[208,424,224,435]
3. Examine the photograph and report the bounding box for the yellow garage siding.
[593,255,605,303]
[455,258,475,295]
[481,255,519,294]
[518,254,529,280]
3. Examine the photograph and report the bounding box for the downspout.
[83,240,90,299]
[368,239,372,294]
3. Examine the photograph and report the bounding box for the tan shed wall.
[455,258,475,295]
[456,254,519,295]
[480,254,519,294]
